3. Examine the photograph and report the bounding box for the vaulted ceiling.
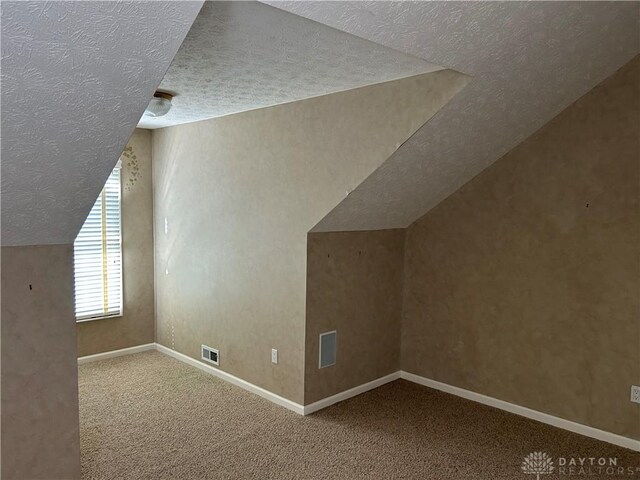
[3,1,638,245]
[1,1,203,246]
[265,1,640,231]
[139,1,440,129]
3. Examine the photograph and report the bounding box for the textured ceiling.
[1,1,203,246]
[139,1,441,129]
[264,1,640,232]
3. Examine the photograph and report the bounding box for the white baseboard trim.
[304,371,401,415]
[78,344,638,450]
[155,343,305,415]
[77,343,156,365]
[400,371,640,452]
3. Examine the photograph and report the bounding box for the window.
[74,165,122,321]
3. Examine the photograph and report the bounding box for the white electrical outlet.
[631,385,640,404]
[271,349,278,364]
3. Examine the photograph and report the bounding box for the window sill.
[76,313,123,323]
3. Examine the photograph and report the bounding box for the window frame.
[74,163,123,323]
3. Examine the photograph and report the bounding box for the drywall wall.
[305,230,405,404]
[1,245,80,479]
[402,56,640,440]
[153,70,468,403]
[77,129,155,357]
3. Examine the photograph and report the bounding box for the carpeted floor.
[79,351,639,479]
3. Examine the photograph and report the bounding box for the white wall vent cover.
[319,331,337,368]
[201,345,219,366]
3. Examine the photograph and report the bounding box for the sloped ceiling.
[1,1,203,246]
[139,1,441,129]
[265,1,640,232]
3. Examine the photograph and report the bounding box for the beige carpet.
[79,351,639,479]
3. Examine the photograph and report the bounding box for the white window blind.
[74,166,122,321]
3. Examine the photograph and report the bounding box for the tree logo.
[521,452,554,479]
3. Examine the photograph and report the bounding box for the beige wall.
[1,245,81,479]
[77,129,155,357]
[402,56,640,439]
[153,71,468,403]
[305,229,405,404]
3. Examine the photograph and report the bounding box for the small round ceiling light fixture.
[144,90,173,117]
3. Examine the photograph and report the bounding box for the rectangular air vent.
[319,330,337,368]
[201,344,219,366]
